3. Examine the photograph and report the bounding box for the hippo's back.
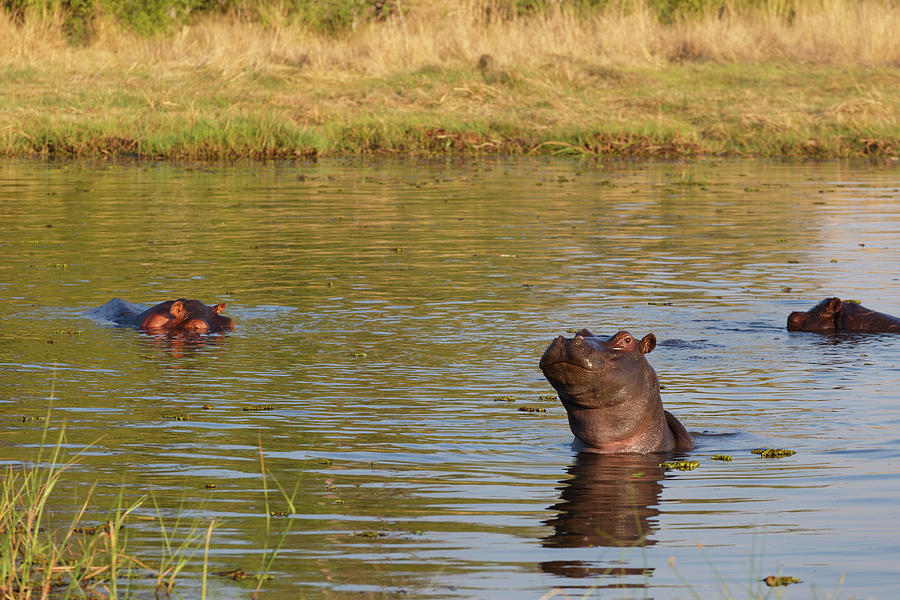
[85,298,151,326]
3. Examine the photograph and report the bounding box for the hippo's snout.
[787,311,806,331]
[184,319,210,333]
[540,333,601,373]
[539,335,568,371]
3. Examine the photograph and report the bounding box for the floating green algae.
[762,575,802,587]
[751,448,796,458]
[162,413,191,421]
[353,531,387,539]
[216,569,273,582]
[660,460,700,471]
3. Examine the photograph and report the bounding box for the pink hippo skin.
[89,298,234,333]
[540,329,694,454]
[787,297,900,334]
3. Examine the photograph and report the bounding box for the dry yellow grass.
[1,0,898,158]
[4,0,899,76]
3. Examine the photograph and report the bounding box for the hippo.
[87,298,234,333]
[539,329,694,454]
[787,297,900,334]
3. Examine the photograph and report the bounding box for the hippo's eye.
[624,337,632,344]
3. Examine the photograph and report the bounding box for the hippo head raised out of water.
[540,329,693,454]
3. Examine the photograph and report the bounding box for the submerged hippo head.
[138,299,234,333]
[787,297,900,334]
[787,297,842,333]
[540,329,692,454]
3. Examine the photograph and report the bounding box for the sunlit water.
[1,158,899,599]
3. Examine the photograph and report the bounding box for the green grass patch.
[1,51,897,159]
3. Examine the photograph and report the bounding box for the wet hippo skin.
[787,297,900,334]
[87,298,235,333]
[539,329,694,454]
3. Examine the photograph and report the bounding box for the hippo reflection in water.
[787,297,900,334]
[541,452,665,579]
[87,298,235,334]
[540,329,694,454]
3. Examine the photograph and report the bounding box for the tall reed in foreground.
[0,424,144,600]
[0,420,298,599]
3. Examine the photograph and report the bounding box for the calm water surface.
[1,158,899,599]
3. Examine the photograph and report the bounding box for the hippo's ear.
[826,297,843,315]
[213,303,226,314]
[639,334,657,354]
[576,328,595,338]
[170,300,187,320]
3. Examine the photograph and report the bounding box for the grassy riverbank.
[1,0,898,159]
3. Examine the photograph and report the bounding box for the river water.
[1,158,898,599]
